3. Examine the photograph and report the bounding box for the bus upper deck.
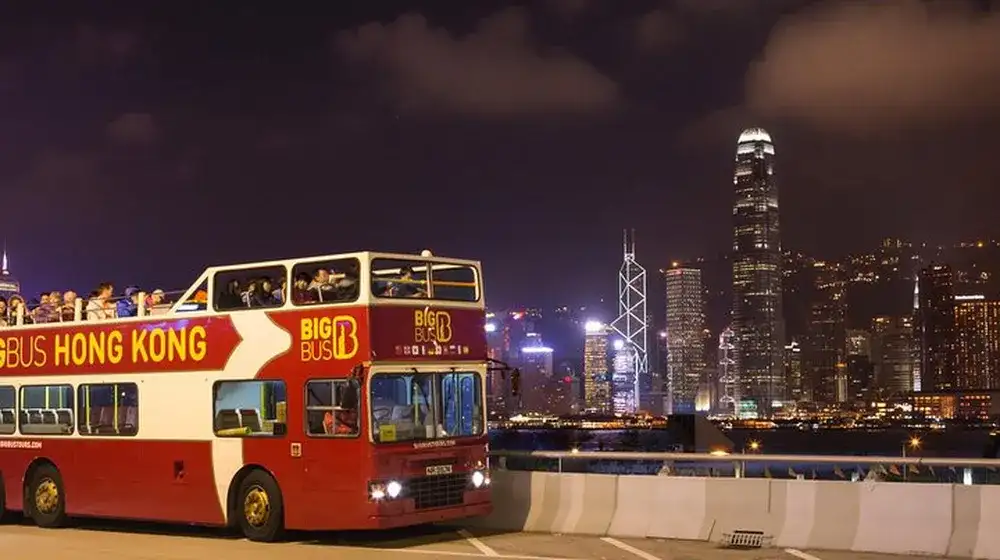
[0,250,484,327]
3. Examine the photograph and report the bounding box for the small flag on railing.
[908,464,920,475]
[788,466,798,478]
[764,466,772,478]
[888,464,901,476]
[834,465,845,478]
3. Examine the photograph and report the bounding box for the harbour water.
[490,428,997,457]
[490,428,1000,482]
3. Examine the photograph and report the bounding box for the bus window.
[213,380,287,437]
[19,385,74,436]
[440,372,483,437]
[0,386,15,434]
[304,379,360,437]
[291,258,360,306]
[371,258,428,299]
[213,265,287,312]
[429,263,479,302]
[176,279,209,314]
[369,371,484,443]
[78,383,138,436]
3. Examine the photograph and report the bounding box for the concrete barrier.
[471,470,1000,559]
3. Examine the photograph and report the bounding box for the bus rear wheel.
[28,465,67,528]
[237,470,284,542]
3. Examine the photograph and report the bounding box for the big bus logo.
[413,309,452,344]
[300,316,359,362]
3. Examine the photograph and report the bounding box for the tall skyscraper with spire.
[611,229,648,414]
[0,244,20,300]
[731,128,785,416]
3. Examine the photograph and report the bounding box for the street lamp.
[745,440,761,453]
[903,436,921,481]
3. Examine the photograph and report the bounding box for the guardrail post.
[15,304,23,325]
[74,298,83,321]
[138,291,147,317]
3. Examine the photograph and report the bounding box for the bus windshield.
[370,371,483,444]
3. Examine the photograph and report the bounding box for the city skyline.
[0,1,997,310]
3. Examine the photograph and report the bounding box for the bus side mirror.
[349,363,366,387]
[510,368,521,397]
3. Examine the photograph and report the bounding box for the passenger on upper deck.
[386,266,425,298]
[272,277,286,304]
[242,278,278,308]
[308,268,338,302]
[7,294,28,325]
[292,273,315,304]
[334,261,359,300]
[60,291,78,322]
[218,279,242,309]
[87,282,115,320]
[116,286,141,318]
[32,292,60,323]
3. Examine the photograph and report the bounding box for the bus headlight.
[369,480,404,501]
[471,470,489,488]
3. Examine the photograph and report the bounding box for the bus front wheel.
[237,470,284,542]
[28,464,67,528]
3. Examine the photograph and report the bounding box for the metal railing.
[489,450,1000,484]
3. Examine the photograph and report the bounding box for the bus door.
[300,378,364,515]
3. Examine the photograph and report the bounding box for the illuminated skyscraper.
[871,315,915,395]
[583,321,611,412]
[611,338,635,413]
[731,127,784,415]
[805,261,846,404]
[520,343,555,413]
[953,295,1000,389]
[717,327,739,416]
[917,265,956,391]
[611,230,648,414]
[0,246,19,301]
[664,265,705,414]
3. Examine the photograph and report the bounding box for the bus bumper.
[364,488,493,529]
[366,501,493,529]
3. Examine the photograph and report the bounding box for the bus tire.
[236,470,284,542]
[28,464,67,528]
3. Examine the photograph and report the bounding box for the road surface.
[0,518,939,559]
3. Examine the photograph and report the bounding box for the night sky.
[2,0,999,309]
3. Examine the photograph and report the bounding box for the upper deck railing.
[0,250,483,330]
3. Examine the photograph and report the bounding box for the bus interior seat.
[237,409,262,432]
[216,410,242,431]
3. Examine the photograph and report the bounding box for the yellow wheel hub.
[34,479,60,515]
[243,485,270,528]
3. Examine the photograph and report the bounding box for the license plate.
[426,464,453,476]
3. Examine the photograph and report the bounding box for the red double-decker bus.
[0,250,496,541]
